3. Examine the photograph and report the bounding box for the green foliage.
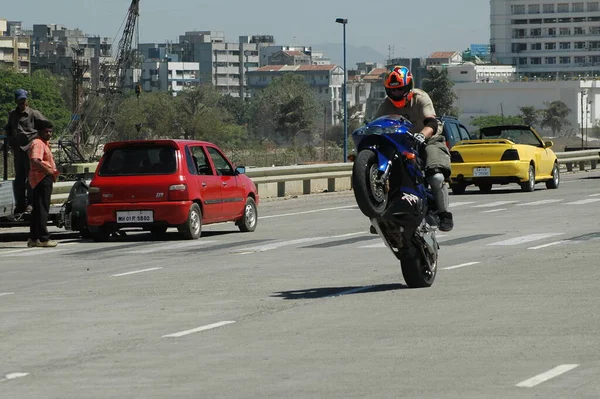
[249,73,319,145]
[329,104,363,145]
[218,94,251,126]
[518,105,542,127]
[422,68,460,117]
[0,67,71,135]
[540,100,571,136]
[470,115,524,130]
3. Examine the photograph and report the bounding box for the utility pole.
[70,49,89,150]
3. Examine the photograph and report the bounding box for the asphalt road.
[1,171,600,398]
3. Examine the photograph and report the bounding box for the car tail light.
[88,186,102,204]
[501,149,520,161]
[450,151,464,163]
[168,184,188,201]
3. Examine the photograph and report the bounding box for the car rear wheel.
[520,164,536,192]
[450,184,466,195]
[546,163,560,189]
[178,203,202,239]
[478,183,493,193]
[237,197,258,232]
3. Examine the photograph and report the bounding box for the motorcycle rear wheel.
[352,149,388,218]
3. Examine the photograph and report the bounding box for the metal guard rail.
[13,149,600,201]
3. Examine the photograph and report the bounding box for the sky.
[2,0,490,60]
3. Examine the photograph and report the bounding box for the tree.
[0,66,71,136]
[518,106,542,127]
[329,104,363,145]
[470,115,523,129]
[540,100,571,136]
[421,68,460,117]
[218,94,251,126]
[249,73,319,145]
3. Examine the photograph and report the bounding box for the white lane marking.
[162,321,236,338]
[237,232,364,253]
[487,233,563,246]
[0,372,29,383]
[473,201,518,208]
[442,262,481,270]
[516,364,579,388]
[129,240,217,254]
[261,206,356,219]
[517,199,563,206]
[589,193,600,197]
[111,267,163,277]
[528,241,566,250]
[449,201,477,208]
[330,286,375,297]
[482,208,507,213]
[565,198,600,205]
[0,292,15,297]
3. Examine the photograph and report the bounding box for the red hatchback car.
[86,139,259,241]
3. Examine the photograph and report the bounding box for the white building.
[454,80,599,134]
[247,64,344,126]
[176,32,261,99]
[130,61,200,94]
[491,0,600,78]
[446,63,517,83]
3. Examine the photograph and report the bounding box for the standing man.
[3,89,49,214]
[28,120,59,248]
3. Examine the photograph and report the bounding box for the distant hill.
[310,43,388,69]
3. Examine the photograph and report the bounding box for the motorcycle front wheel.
[352,149,388,218]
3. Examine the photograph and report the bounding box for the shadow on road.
[0,228,238,246]
[272,283,407,300]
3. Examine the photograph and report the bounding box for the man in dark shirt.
[3,89,49,214]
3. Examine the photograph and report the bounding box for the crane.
[58,0,141,166]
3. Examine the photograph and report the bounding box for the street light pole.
[581,90,587,149]
[336,18,348,162]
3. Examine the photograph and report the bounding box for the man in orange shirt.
[28,120,60,248]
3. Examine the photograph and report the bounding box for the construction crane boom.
[113,0,140,90]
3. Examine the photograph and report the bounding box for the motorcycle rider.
[372,65,453,232]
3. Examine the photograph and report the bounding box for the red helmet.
[384,65,414,108]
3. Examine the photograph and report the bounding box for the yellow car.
[449,125,559,194]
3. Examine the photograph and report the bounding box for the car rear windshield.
[480,127,542,146]
[99,145,177,176]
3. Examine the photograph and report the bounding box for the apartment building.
[0,19,30,74]
[31,24,112,89]
[131,61,200,93]
[174,31,262,98]
[491,0,600,78]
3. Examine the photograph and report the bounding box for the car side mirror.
[236,166,246,175]
[544,140,553,148]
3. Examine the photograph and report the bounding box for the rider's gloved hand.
[413,132,426,144]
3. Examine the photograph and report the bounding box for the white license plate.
[116,210,154,223]
[473,167,491,177]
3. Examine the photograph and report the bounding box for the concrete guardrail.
[47,150,600,203]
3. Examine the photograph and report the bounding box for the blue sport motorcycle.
[350,115,439,288]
